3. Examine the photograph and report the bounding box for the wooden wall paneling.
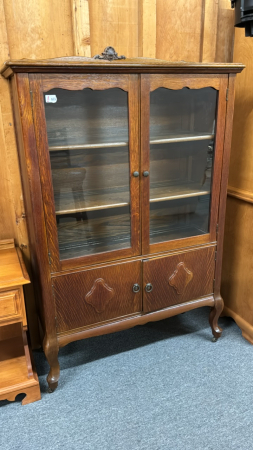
[89,0,139,58]
[228,28,253,192]
[138,0,156,58]
[0,0,16,241]
[222,197,253,343]
[72,0,91,57]
[221,26,253,344]
[156,0,203,62]
[201,0,219,62]
[3,0,74,59]
[216,0,235,63]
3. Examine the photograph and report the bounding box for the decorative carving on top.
[85,278,115,313]
[94,47,126,61]
[168,262,193,295]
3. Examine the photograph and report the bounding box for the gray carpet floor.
[1,307,253,450]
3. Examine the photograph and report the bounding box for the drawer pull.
[145,283,153,293]
[133,171,139,177]
[143,171,149,177]
[133,283,140,293]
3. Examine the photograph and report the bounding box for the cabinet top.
[0,240,30,290]
[1,55,245,78]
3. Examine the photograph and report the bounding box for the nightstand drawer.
[0,289,22,323]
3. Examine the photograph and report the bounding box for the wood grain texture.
[216,0,235,63]
[0,335,41,405]
[222,197,253,344]
[143,246,215,312]
[156,0,203,62]
[221,26,253,343]
[58,295,215,347]
[89,0,139,58]
[0,247,30,289]
[138,0,156,58]
[3,0,73,59]
[12,74,58,355]
[227,186,253,204]
[201,0,219,62]
[0,247,40,405]
[72,0,91,57]
[214,75,236,298]
[53,260,142,332]
[42,73,130,92]
[228,28,253,193]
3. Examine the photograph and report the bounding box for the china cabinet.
[1,49,244,391]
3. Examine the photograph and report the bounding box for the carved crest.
[168,262,193,295]
[94,46,126,61]
[85,278,115,313]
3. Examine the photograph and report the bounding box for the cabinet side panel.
[11,74,57,343]
[214,74,236,297]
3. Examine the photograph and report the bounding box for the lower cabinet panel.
[53,260,142,333]
[143,246,215,312]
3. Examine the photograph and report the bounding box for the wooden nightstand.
[0,239,41,405]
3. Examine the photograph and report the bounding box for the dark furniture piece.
[1,51,244,391]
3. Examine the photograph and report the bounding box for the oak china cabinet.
[1,48,244,391]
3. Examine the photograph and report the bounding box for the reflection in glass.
[149,87,217,243]
[44,88,131,260]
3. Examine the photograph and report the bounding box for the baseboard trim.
[223,306,253,344]
[227,186,253,204]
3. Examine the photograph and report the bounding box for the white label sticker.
[45,95,57,103]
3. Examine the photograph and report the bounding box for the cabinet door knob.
[133,283,140,293]
[133,171,139,177]
[145,283,153,292]
[143,171,149,177]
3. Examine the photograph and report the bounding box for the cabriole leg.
[43,335,60,392]
[209,295,224,342]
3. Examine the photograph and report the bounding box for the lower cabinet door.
[53,260,142,333]
[143,246,215,312]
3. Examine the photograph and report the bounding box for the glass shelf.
[150,180,211,203]
[150,195,210,244]
[48,133,214,152]
[57,206,131,259]
[149,86,217,245]
[150,133,214,145]
[49,140,128,152]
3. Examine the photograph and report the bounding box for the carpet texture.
[1,307,253,450]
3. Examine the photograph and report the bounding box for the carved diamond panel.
[85,278,115,313]
[168,262,193,295]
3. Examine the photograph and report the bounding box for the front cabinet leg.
[209,295,224,342]
[43,335,60,392]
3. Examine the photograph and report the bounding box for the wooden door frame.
[29,73,141,273]
[140,73,228,255]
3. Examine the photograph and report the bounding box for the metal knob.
[133,283,140,293]
[143,171,149,177]
[145,283,153,293]
[133,171,139,177]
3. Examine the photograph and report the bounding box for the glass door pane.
[149,87,217,245]
[44,88,131,260]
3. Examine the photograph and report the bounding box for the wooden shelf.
[150,181,210,203]
[150,132,214,145]
[54,186,130,215]
[48,133,214,152]
[49,141,128,151]
[58,209,131,260]
[53,181,209,216]
[0,335,41,405]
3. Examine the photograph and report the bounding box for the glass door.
[141,75,227,254]
[30,74,140,271]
